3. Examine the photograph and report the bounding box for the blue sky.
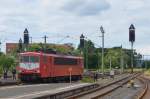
[0,0,150,55]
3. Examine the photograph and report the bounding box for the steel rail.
[135,76,148,99]
[66,73,141,99]
[91,73,140,99]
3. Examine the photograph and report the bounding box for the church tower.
[24,28,29,44]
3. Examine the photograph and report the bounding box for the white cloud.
[62,0,110,16]
[137,46,150,55]
[0,0,149,55]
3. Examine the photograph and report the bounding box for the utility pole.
[98,52,101,72]
[109,56,112,71]
[85,40,88,70]
[43,35,48,44]
[42,35,48,52]
[100,26,105,74]
[131,42,134,72]
[30,37,32,44]
[120,45,124,73]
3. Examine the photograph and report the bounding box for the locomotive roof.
[20,52,83,59]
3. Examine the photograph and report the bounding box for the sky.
[0,0,150,55]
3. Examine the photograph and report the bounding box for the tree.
[104,48,131,69]
[0,55,15,73]
[28,43,41,51]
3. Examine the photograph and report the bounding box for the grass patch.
[81,76,94,83]
[144,69,150,76]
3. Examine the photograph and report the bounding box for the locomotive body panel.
[18,52,83,82]
[40,56,53,78]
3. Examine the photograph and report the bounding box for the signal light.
[129,24,135,42]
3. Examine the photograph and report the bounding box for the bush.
[81,76,94,83]
[144,69,150,76]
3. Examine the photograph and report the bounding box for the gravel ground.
[0,82,82,98]
[96,73,131,85]
[142,76,150,99]
[99,79,143,99]
[74,74,132,99]
[0,73,131,99]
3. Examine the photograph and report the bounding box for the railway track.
[134,76,149,99]
[66,73,141,99]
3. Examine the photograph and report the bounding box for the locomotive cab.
[18,52,41,81]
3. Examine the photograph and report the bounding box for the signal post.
[129,24,135,73]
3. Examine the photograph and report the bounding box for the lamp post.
[129,24,135,73]
[100,26,105,74]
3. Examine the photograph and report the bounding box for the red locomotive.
[17,51,84,82]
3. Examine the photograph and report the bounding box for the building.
[6,43,18,54]
[6,43,74,54]
[6,28,74,54]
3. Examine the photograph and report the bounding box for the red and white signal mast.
[129,24,135,73]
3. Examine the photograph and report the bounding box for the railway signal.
[80,34,85,49]
[129,24,135,73]
[80,34,88,70]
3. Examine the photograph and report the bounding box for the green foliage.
[104,48,130,69]
[28,43,78,55]
[81,76,94,83]
[144,69,150,76]
[78,39,142,70]
[28,43,41,51]
[0,54,15,73]
[142,60,150,69]
[88,53,99,69]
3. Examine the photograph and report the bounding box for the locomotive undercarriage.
[19,74,82,83]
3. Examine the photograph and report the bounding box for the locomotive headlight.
[18,70,22,73]
[36,70,40,73]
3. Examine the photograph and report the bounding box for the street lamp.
[100,26,105,74]
[129,24,135,73]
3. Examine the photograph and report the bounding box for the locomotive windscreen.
[20,56,39,63]
[54,57,78,65]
